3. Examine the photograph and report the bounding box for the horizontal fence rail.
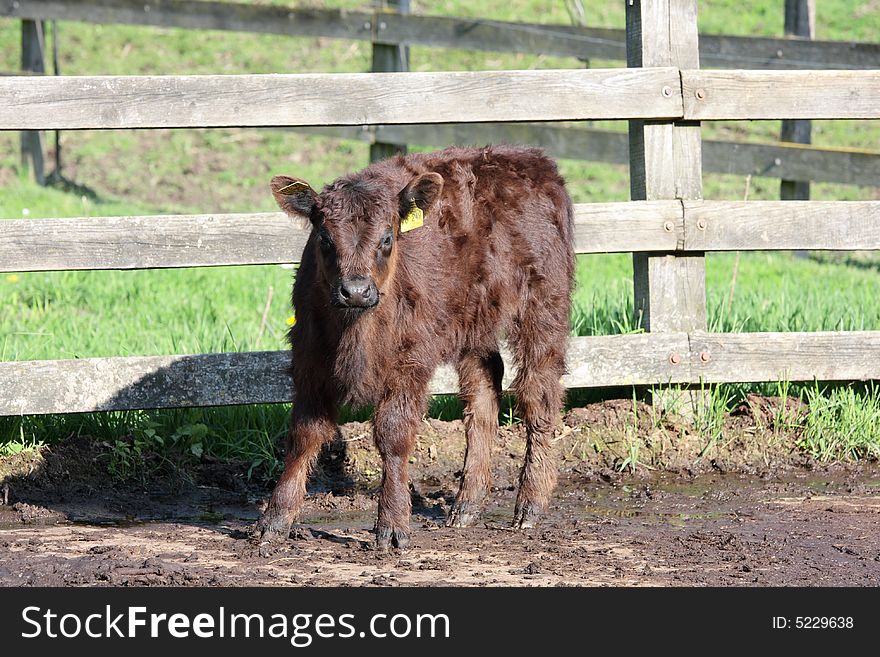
[0,68,684,129]
[303,123,880,188]
[3,331,880,415]
[0,213,309,271]
[3,69,878,131]
[683,201,880,251]
[5,201,880,272]
[683,70,880,120]
[0,202,680,271]
[3,0,879,70]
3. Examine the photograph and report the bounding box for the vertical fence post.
[370,0,409,163]
[627,0,705,410]
[780,0,815,202]
[21,19,47,186]
[50,20,63,182]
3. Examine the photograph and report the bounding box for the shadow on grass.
[46,171,100,202]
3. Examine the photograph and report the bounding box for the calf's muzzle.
[335,276,379,309]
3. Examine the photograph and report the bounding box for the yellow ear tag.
[286,314,296,327]
[400,200,424,233]
[277,181,308,195]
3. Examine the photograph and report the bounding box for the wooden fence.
[6,0,880,190]
[2,0,880,416]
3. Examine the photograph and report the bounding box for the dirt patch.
[1,401,879,586]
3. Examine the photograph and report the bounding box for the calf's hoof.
[375,525,410,551]
[512,502,541,530]
[446,501,479,528]
[253,509,294,545]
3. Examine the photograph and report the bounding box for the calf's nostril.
[339,285,351,299]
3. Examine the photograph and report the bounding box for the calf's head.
[271,171,443,311]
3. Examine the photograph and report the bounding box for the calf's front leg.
[373,386,427,550]
[255,404,336,543]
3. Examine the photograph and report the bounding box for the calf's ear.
[399,172,443,216]
[271,176,317,219]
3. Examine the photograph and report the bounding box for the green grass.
[801,383,880,461]
[1,265,292,360]
[2,1,880,472]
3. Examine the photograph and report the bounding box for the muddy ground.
[1,399,879,586]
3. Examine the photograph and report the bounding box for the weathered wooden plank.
[370,0,409,163]
[784,0,815,43]
[368,19,880,74]
[573,201,683,254]
[20,18,46,186]
[0,68,683,130]
[377,12,627,60]
[626,0,675,202]
[385,14,880,73]
[3,0,627,61]
[698,34,880,72]
[6,0,880,70]
[0,201,683,272]
[0,351,294,415]
[633,252,708,332]
[0,334,693,415]
[690,331,880,383]
[701,139,880,188]
[19,128,46,187]
[683,70,880,120]
[374,123,630,164]
[683,201,880,251]
[3,0,375,41]
[563,333,692,389]
[780,0,815,201]
[628,0,706,338]
[5,331,880,415]
[367,124,880,188]
[7,199,880,273]
[423,334,695,394]
[628,0,705,414]
[664,0,705,342]
[0,213,309,271]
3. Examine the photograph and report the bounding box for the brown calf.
[255,145,574,549]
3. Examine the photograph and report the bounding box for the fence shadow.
[0,355,383,544]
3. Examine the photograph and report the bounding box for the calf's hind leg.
[511,311,568,529]
[447,351,503,528]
